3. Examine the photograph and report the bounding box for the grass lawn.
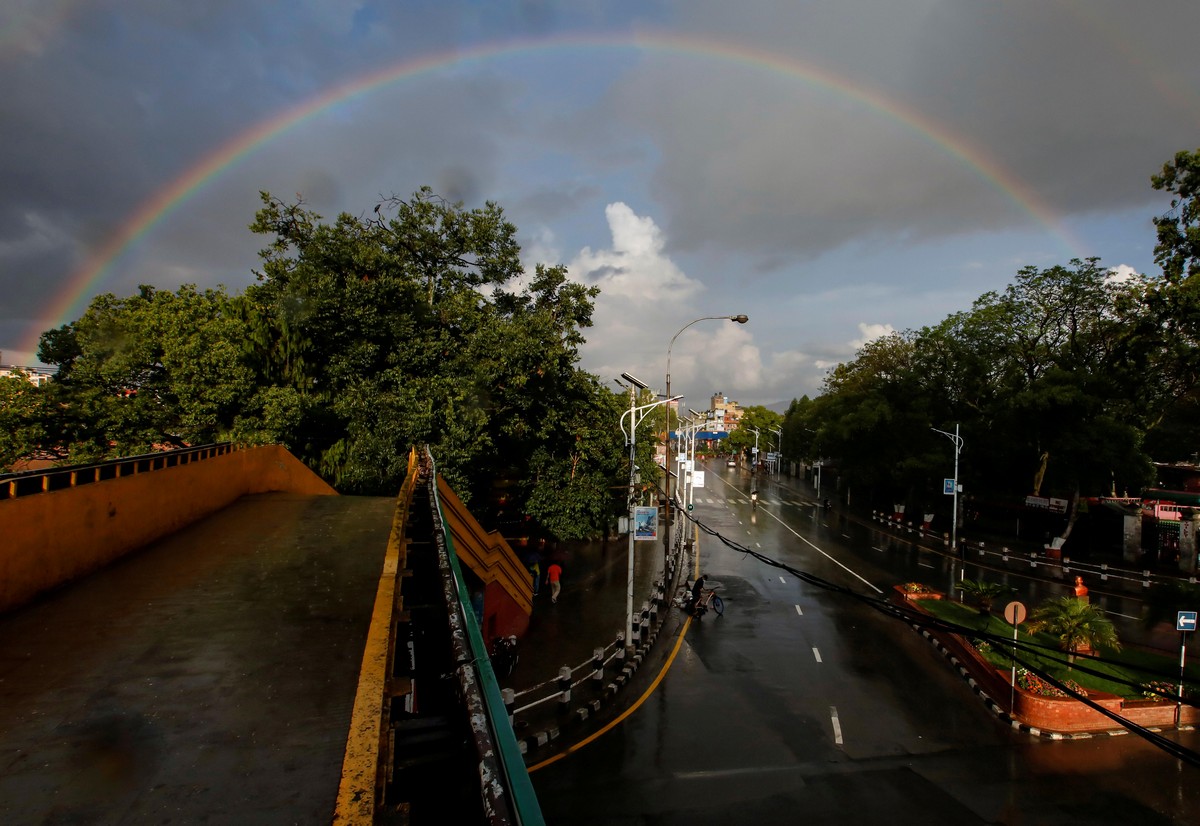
[915,597,1200,701]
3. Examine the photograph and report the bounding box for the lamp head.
[730,314,749,323]
[620,372,649,390]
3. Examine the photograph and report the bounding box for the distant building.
[707,391,744,434]
[0,352,54,387]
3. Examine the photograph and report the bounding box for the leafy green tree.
[0,375,61,470]
[808,331,941,509]
[902,259,1151,518]
[727,405,782,459]
[239,188,627,538]
[30,285,252,463]
[1152,148,1200,283]
[1027,596,1121,666]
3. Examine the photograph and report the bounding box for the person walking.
[547,561,563,604]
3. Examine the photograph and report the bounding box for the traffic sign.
[1004,601,1027,626]
[1178,610,1198,632]
[943,478,956,495]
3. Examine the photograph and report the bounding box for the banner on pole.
[634,506,658,540]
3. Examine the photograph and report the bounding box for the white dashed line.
[830,706,843,745]
[812,647,822,663]
[872,546,886,552]
[779,576,787,584]
[755,507,884,594]
[794,605,803,616]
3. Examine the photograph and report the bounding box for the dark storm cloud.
[611,0,1200,263]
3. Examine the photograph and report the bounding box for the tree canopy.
[778,148,1200,524]
[13,188,631,541]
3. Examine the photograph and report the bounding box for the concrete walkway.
[0,492,394,825]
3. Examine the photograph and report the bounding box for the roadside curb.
[517,595,681,758]
[912,623,1194,740]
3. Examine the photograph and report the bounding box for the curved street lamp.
[932,423,964,556]
[663,314,749,555]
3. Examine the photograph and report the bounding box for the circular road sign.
[1004,601,1027,626]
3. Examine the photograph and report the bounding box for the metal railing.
[503,546,684,737]
[429,450,546,826]
[869,509,1200,591]
[1,443,237,499]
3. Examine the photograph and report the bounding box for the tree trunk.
[1031,450,1050,496]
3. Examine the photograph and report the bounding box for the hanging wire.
[667,491,1200,767]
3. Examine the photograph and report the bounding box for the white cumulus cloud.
[849,322,896,350]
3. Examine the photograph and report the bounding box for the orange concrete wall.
[434,475,532,647]
[436,476,533,614]
[0,445,335,613]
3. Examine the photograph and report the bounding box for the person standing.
[525,551,541,595]
[547,562,563,604]
[687,575,706,615]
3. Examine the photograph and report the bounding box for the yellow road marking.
[526,614,693,773]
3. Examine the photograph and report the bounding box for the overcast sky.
[2,1,1197,408]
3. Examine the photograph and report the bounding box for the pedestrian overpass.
[0,444,543,825]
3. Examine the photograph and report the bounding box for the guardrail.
[502,550,683,746]
[1,443,237,499]
[430,450,546,825]
[869,509,1199,591]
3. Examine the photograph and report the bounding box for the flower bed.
[896,585,1200,733]
[896,582,943,601]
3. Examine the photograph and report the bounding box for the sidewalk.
[503,535,688,758]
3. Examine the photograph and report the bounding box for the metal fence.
[1,443,237,499]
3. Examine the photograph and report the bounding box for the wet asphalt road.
[531,460,1200,825]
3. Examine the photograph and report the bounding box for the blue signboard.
[1178,610,1198,632]
[943,478,956,495]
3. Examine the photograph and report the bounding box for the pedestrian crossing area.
[690,496,816,507]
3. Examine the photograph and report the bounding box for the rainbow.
[21,30,1087,353]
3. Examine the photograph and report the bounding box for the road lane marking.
[918,562,934,568]
[872,546,885,552]
[812,647,822,662]
[795,605,803,616]
[757,507,884,593]
[841,533,850,538]
[1106,610,1139,620]
[778,575,786,584]
[830,706,843,745]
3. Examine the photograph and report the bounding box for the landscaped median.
[895,585,1200,736]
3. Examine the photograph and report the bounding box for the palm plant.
[1027,596,1121,667]
[956,579,1013,615]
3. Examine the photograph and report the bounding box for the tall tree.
[1152,147,1200,283]
[240,188,623,537]
[32,285,251,462]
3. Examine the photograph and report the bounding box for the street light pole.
[664,314,749,557]
[620,371,681,654]
[932,423,964,556]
